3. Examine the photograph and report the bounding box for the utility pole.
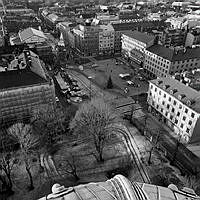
[170,136,181,165]
[148,130,160,165]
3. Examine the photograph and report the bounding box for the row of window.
[145,52,170,64]
[155,103,193,129]
[145,65,167,77]
[175,59,198,65]
[150,85,196,119]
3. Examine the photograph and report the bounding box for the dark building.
[0,50,55,126]
[112,20,168,54]
[73,23,100,56]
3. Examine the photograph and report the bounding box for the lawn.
[5,132,132,200]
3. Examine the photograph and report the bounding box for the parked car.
[55,96,59,102]
[92,63,98,68]
[70,97,82,103]
[138,76,145,81]
[126,80,134,86]
[119,73,131,79]
[71,86,81,91]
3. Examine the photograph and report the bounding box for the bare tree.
[57,153,79,181]
[0,150,17,194]
[70,98,119,162]
[31,105,65,146]
[183,175,200,192]
[8,123,39,190]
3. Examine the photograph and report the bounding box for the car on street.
[119,73,131,79]
[138,76,146,81]
[70,97,82,103]
[55,97,59,102]
[92,63,98,67]
[126,80,134,86]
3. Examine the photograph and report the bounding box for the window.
[180,123,184,128]
[162,101,165,105]
[164,94,166,98]
[188,120,192,125]
[173,100,177,106]
[156,105,159,109]
[159,91,161,95]
[175,119,178,124]
[179,104,182,109]
[172,108,175,113]
[177,112,180,117]
[169,97,171,102]
[191,113,195,118]
[186,128,190,133]
[170,115,173,120]
[183,116,186,121]
[155,88,157,92]
[185,108,188,113]
[161,108,163,113]
[167,104,170,109]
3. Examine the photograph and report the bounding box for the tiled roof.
[146,44,200,61]
[0,69,47,90]
[122,30,155,44]
[150,77,200,113]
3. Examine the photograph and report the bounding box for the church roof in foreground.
[38,175,200,200]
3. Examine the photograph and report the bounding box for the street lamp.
[88,76,94,99]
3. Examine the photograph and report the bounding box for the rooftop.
[38,175,200,200]
[19,27,47,42]
[150,77,200,113]
[0,69,47,90]
[123,30,155,44]
[146,44,200,61]
[112,20,167,31]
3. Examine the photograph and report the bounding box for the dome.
[38,175,200,200]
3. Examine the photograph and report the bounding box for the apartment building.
[0,50,55,126]
[73,23,100,56]
[148,77,200,144]
[185,28,200,47]
[121,31,155,65]
[144,44,200,78]
[161,29,187,48]
[99,25,114,55]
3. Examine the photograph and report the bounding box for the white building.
[144,44,200,78]
[148,77,200,144]
[121,31,155,65]
[165,17,186,29]
[99,24,115,55]
[19,27,47,44]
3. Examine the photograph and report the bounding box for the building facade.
[0,50,55,126]
[73,23,100,56]
[144,45,200,78]
[148,77,200,144]
[160,29,187,48]
[185,28,200,47]
[121,31,155,65]
[99,24,114,55]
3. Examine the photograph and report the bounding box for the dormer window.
[187,99,195,106]
[158,80,163,85]
[163,84,170,90]
[178,94,186,100]
[170,89,178,95]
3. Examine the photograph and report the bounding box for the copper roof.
[38,175,200,200]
